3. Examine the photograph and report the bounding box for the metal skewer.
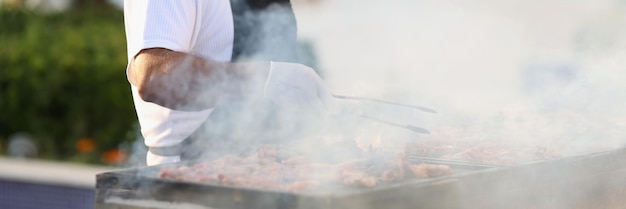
[359,114,430,134]
[333,95,437,114]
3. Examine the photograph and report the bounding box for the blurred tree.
[5,0,25,8]
[0,7,136,164]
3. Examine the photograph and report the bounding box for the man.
[124,0,336,165]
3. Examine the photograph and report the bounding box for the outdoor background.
[1,0,134,165]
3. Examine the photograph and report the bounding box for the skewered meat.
[408,163,453,178]
[341,168,378,188]
[157,146,452,192]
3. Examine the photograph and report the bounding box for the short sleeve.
[124,0,197,60]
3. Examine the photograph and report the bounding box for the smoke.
[298,0,626,207]
[295,0,626,145]
[112,0,626,208]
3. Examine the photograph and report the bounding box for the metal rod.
[359,114,430,134]
[333,95,437,114]
[407,156,505,168]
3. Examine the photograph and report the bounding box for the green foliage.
[0,7,137,164]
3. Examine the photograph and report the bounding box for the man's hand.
[264,62,338,115]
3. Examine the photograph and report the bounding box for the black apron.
[149,0,300,161]
[230,0,299,63]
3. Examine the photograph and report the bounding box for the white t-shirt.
[124,0,234,149]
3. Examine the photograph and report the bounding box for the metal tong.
[333,94,436,134]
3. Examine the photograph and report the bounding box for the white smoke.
[115,0,626,207]
[292,0,626,207]
[295,0,626,143]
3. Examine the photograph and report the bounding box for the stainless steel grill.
[95,147,626,209]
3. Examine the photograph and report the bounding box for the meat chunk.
[341,169,378,188]
[408,163,452,178]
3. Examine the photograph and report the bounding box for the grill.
[95,147,626,209]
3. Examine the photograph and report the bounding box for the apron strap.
[230,0,299,62]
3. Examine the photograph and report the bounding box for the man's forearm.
[128,48,270,111]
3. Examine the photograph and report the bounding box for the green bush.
[0,7,137,164]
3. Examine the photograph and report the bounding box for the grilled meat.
[157,146,452,192]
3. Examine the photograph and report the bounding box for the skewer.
[359,114,430,134]
[333,95,437,114]
[407,156,505,168]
